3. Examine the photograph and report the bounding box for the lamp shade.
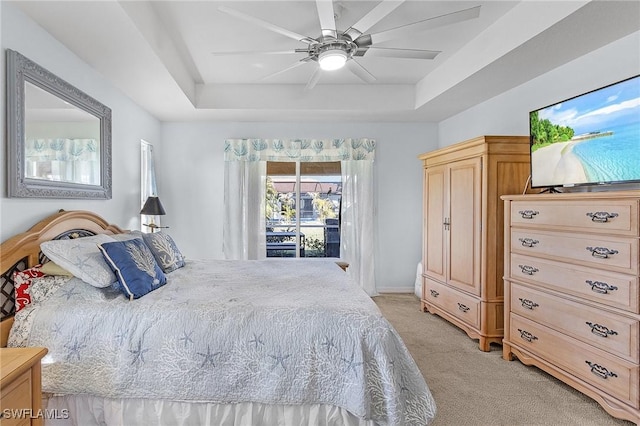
[140,196,166,216]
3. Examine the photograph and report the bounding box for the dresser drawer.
[511,229,639,274]
[510,314,639,408]
[510,253,640,313]
[511,199,638,236]
[424,278,480,328]
[0,370,31,426]
[511,283,639,362]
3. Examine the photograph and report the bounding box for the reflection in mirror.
[7,49,112,199]
[25,82,101,185]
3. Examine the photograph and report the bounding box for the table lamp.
[140,196,169,232]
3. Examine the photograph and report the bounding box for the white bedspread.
[11,259,436,425]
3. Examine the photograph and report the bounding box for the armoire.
[419,135,531,351]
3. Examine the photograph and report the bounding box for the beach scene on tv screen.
[530,76,640,187]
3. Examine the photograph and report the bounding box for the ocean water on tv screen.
[572,121,640,183]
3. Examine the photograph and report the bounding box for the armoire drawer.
[510,200,638,236]
[424,278,480,328]
[511,283,639,362]
[510,314,639,408]
[511,229,638,274]
[509,253,640,313]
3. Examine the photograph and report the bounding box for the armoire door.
[447,157,482,296]
[423,165,446,283]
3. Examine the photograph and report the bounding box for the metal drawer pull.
[519,210,539,219]
[586,322,618,338]
[457,303,470,313]
[586,211,618,223]
[519,238,539,248]
[586,246,618,259]
[517,328,538,342]
[519,298,539,310]
[430,290,439,298]
[518,265,539,275]
[586,280,618,294]
[585,361,617,379]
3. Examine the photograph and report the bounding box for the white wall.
[438,31,640,147]
[159,122,438,292]
[0,3,161,242]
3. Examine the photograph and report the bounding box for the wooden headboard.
[1,210,125,345]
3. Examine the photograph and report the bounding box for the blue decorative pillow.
[141,232,185,273]
[98,239,167,300]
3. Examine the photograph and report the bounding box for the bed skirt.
[44,395,377,426]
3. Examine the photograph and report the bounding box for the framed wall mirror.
[6,49,112,199]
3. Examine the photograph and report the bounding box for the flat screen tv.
[529,74,640,190]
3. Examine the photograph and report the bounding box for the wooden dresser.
[0,347,48,426]
[502,191,640,424]
[419,135,531,351]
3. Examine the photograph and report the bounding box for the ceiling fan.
[215,0,481,91]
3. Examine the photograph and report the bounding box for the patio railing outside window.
[266,161,341,258]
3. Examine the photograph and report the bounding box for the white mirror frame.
[6,49,112,199]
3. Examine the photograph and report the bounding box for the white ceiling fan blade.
[316,0,337,39]
[361,5,481,46]
[357,46,440,60]
[304,67,322,92]
[346,60,376,84]
[212,50,299,56]
[260,59,311,81]
[219,5,316,44]
[345,0,405,40]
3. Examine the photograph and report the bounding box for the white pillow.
[40,234,117,288]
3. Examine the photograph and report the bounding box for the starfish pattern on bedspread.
[179,330,194,347]
[321,336,336,354]
[129,340,150,365]
[249,333,264,349]
[64,338,86,361]
[341,350,364,377]
[16,259,437,425]
[197,345,221,368]
[58,286,80,300]
[268,352,291,371]
[50,322,62,336]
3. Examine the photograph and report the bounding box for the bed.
[0,210,436,426]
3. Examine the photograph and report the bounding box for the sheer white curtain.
[223,160,267,260]
[222,138,376,293]
[341,160,377,296]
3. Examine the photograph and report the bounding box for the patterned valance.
[224,138,376,162]
[26,138,99,162]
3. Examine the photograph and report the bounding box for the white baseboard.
[376,287,416,294]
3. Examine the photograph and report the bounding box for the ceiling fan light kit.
[217,1,482,89]
[318,49,348,71]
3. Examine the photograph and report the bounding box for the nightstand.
[0,347,48,426]
[336,261,349,271]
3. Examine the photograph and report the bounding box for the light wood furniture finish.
[335,261,349,272]
[503,191,640,424]
[0,347,48,426]
[419,135,531,351]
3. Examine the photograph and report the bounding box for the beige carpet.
[373,293,635,426]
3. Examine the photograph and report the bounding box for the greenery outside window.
[266,161,341,258]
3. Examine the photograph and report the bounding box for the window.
[140,140,159,231]
[266,161,341,258]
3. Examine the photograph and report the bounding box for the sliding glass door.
[266,161,342,258]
